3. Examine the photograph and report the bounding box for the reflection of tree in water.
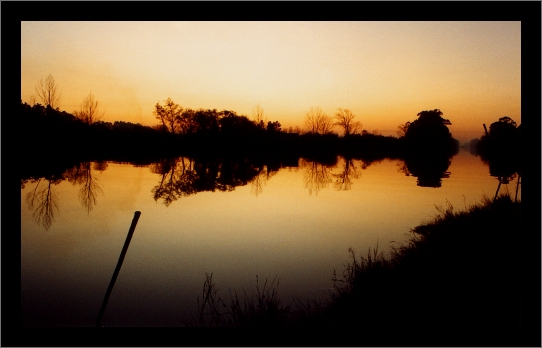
[483,155,520,201]
[398,153,452,188]
[250,166,278,196]
[332,157,359,191]
[151,157,197,206]
[65,162,103,214]
[151,156,263,205]
[300,158,334,195]
[25,178,61,230]
[250,170,267,196]
[216,159,259,192]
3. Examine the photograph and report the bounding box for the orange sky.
[21,21,520,144]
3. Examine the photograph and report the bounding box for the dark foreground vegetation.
[188,194,525,330]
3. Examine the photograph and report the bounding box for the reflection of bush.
[402,152,453,188]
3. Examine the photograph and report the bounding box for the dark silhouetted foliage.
[402,109,458,156]
[476,116,521,177]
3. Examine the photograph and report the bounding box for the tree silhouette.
[193,109,220,135]
[154,98,183,133]
[74,92,104,125]
[252,103,267,129]
[476,116,520,176]
[304,107,333,135]
[334,108,362,137]
[35,74,61,109]
[267,121,281,133]
[402,109,456,155]
[488,116,518,141]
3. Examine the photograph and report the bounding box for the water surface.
[21,150,520,327]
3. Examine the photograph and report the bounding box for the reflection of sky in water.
[21,151,520,326]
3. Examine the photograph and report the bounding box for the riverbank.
[190,193,534,339]
[304,194,523,328]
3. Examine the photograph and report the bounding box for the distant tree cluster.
[19,100,178,164]
[476,116,521,177]
[152,98,285,139]
[31,74,105,125]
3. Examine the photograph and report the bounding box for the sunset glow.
[21,21,521,143]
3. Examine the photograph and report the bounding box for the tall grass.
[187,273,291,327]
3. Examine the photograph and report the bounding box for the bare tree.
[334,108,361,136]
[252,103,267,128]
[154,97,183,133]
[74,92,104,125]
[35,74,61,109]
[304,107,333,135]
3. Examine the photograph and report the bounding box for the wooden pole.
[96,211,141,327]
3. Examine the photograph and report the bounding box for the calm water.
[21,150,521,327]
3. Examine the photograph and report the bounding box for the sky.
[21,21,521,144]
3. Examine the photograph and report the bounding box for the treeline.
[20,100,462,164]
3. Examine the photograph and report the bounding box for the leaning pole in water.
[96,211,141,327]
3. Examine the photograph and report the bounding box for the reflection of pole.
[494,178,502,201]
[514,174,521,202]
[96,211,141,327]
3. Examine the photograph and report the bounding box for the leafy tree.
[179,108,198,134]
[35,74,61,109]
[488,116,518,140]
[403,109,454,151]
[476,116,520,174]
[267,121,281,133]
[334,108,361,136]
[193,109,220,135]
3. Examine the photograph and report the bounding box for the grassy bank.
[189,194,523,328]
